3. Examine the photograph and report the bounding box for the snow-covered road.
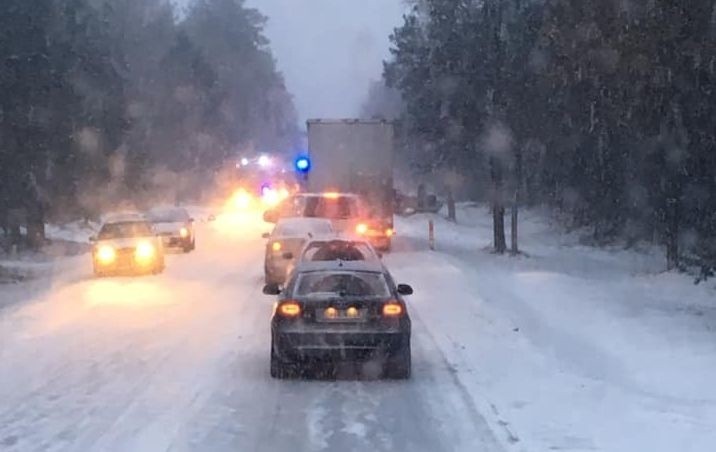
[0,211,502,452]
[1,206,715,452]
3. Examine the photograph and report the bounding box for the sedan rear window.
[274,220,333,237]
[295,271,390,298]
[305,197,359,220]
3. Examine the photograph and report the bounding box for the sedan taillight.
[382,301,404,317]
[277,301,301,318]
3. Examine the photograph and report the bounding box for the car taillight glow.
[356,223,368,235]
[382,302,403,317]
[278,301,301,317]
[272,242,282,252]
[385,228,394,237]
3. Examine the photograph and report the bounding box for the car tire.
[384,344,411,379]
[270,341,291,379]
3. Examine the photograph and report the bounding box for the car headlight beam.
[96,245,116,265]
[135,241,156,264]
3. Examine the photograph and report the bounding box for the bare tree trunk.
[447,189,456,222]
[665,197,679,270]
[490,156,506,254]
[510,202,518,255]
[510,144,522,255]
[493,203,506,253]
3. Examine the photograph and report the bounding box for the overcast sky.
[244,0,407,124]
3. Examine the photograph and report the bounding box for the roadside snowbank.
[387,204,716,452]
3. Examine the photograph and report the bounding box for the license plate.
[317,307,366,322]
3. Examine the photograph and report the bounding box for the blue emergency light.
[295,155,311,173]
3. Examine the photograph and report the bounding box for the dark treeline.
[381,0,716,277]
[0,0,297,247]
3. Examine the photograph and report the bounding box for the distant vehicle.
[263,217,334,285]
[90,215,165,276]
[263,192,369,234]
[146,207,196,253]
[305,119,395,251]
[264,259,413,379]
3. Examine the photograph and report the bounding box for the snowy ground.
[0,205,714,451]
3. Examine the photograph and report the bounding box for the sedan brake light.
[382,302,403,317]
[277,301,301,318]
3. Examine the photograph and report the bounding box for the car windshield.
[98,222,154,240]
[146,209,190,223]
[273,220,333,237]
[301,241,376,262]
[295,271,390,298]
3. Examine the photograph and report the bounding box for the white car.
[262,217,334,284]
[146,207,196,252]
[90,214,165,276]
[283,236,382,280]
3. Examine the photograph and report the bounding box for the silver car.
[263,218,334,285]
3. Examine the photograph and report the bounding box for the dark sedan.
[264,260,413,379]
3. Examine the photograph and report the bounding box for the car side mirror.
[397,284,413,295]
[263,210,278,223]
[89,236,97,243]
[282,252,294,260]
[261,232,270,239]
[263,284,281,295]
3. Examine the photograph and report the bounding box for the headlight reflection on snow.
[84,279,173,308]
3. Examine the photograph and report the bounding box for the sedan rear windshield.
[304,197,359,220]
[98,222,154,240]
[295,271,390,298]
[274,220,333,237]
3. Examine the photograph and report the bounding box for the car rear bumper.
[273,329,410,361]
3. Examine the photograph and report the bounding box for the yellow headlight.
[135,241,155,263]
[272,241,282,252]
[179,227,189,238]
[96,245,116,265]
[232,189,252,210]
